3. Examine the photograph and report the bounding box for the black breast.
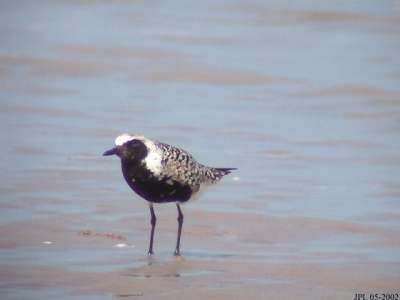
[121,160,192,203]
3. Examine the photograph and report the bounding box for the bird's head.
[103,134,148,161]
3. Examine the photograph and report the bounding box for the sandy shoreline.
[1,209,399,299]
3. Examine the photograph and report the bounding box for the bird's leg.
[148,203,156,255]
[174,203,184,256]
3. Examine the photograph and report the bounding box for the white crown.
[114,134,135,146]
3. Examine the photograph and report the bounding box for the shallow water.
[1,0,400,299]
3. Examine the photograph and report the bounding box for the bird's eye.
[127,140,139,147]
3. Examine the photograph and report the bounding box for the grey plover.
[103,134,236,256]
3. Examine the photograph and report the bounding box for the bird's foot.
[174,251,185,262]
[148,250,154,256]
[174,249,181,256]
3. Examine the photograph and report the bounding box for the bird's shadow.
[120,254,186,279]
[120,250,232,279]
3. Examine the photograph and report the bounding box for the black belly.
[122,163,192,203]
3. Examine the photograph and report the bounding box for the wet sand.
[1,209,399,299]
[1,0,400,299]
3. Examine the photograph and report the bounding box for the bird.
[103,133,236,256]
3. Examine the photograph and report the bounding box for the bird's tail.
[215,167,237,175]
[202,167,237,183]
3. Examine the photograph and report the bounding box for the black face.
[103,139,148,161]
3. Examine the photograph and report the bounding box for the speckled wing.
[157,142,203,191]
